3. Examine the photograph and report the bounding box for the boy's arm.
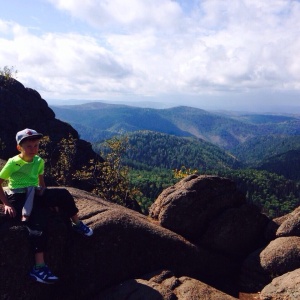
[38,174,46,188]
[0,178,16,217]
[37,174,46,196]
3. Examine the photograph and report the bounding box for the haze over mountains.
[51,101,300,147]
[48,96,300,114]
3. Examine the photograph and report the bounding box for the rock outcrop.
[148,175,300,299]
[1,174,300,299]
[264,207,300,242]
[149,175,269,259]
[241,235,300,293]
[240,208,300,297]
[0,187,210,300]
[260,268,300,300]
[95,270,238,300]
[0,76,99,182]
[149,175,246,242]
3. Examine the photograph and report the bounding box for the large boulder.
[241,206,300,296]
[95,270,238,300]
[149,175,246,243]
[240,236,300,292]
[276,210,300,238]
[0,187,208,300]
[200,204,269,259]
[264,215,290,242]
[260,268,300,300]
[260,237,300,276]
[149,175,270,261]
[148,175,272,294]
[240,247,272,293]
[265,206,300,241]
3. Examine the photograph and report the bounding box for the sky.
[1,0,300,113]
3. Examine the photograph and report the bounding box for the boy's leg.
[6,193,26,220]
[41,188,93,236]
[6,193,58,284]
[21,187,35,221]
[6,192,47,249]
[42,188,79,220]
[27,197,59,284]
[26,197,48,253]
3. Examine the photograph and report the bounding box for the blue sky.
[1,0,300,113]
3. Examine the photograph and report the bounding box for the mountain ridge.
[51,101,300,151]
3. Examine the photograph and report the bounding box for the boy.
[0,128,93,284]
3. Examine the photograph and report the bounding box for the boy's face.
[17,138,40,161]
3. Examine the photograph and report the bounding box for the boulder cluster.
[1,175,299,299]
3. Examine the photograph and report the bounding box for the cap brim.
[18,134,43,144]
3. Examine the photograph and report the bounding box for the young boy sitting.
[0,128,93,284]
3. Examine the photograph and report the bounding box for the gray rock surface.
[95,270,238,300]
[260,236,300,275]
[276,210,300,238]
[240,236,300,293]
[149,174,246,243]
[200,204,269,258]
[260,268,300,300]
[0,187,207,300]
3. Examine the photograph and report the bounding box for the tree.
[0,66,18,86]
[75,136,142,208]
[39,134,77,186]
[173,166,199,179]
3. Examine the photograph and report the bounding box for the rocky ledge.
[1,175,300,300]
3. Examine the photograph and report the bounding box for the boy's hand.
[4,204,16,217]
[36,186,46,196]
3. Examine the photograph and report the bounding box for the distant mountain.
[48,99,177,109]
[52,102,192,135]
[219,113,299,124]
[51,102,300,151]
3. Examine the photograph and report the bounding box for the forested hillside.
[51,102,300,217]
[256,149,300,181]
[94,131,242,171]
[215,169,299,218]
[231,135,300,165]
[94,131,300,217]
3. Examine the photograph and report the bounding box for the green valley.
[51,102,300,217]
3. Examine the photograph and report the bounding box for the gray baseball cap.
[16,128,43,145]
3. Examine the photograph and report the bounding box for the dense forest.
[94,131,300,217]
[94,131,242,171]
[231,135,300,166]
[51,103,300,218]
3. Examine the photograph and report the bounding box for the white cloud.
[47,0,183,31]
[1,0,300,110]
[0,21,133,98]
[0,20,10,34]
